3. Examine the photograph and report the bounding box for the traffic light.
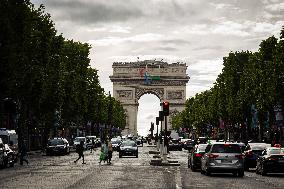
[150,122,154,131]
[162,101,169,116]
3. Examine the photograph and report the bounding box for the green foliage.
[172,27,284,134]
[0,0,126,138]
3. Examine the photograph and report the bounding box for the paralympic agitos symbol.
[138,66,160,85]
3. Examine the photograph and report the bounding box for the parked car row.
[188,140,284,176]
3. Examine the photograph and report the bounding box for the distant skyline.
[31,0,284,136]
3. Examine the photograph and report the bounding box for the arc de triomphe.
[109,60,189,136]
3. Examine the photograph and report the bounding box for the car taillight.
[208,154,219,158]
[235,154,244,160]
[268,157,276,161]
[195,153,203,157]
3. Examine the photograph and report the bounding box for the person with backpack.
[74,141,86,164]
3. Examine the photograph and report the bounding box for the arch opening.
[137,94,160,137]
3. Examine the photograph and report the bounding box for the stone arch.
[110,60,189,136]
[135,88,164,102]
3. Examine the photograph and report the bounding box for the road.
[0,145,283,189]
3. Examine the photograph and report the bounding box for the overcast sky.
[31,0,284,136]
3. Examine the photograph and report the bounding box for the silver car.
[201,142,244,177]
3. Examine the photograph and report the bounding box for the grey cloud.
[34,0,144,24]
[32,0,216,26]
[192,45,224,51]
[154,47,178,51]
[161,39,191,45]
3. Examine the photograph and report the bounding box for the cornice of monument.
[112,60,187,68]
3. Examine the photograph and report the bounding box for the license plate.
[222,160,232,163]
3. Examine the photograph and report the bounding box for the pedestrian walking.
[74,141,86,164]
[99,141,108,164]
[107,141,113,164]
[90,139,95,153]
[20,142,29,165]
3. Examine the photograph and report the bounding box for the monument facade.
[109,60,189,135]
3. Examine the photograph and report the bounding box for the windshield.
[198,144,208,151]
[75,138,85,142]
[269,148,284,154]
[111,140,120,144]
[48,139,64,146]
[121,141,136,147]
[211,144,241,153]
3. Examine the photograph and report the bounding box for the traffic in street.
[0,139,283,189]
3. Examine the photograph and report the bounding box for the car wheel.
[188,160,190,168]
[136,154,138,158]
[261,166,267,176]
[238,171,244,177]
[244,164,249,171]
[205,168,211,176]
[191,165,197,172]
[4,158,8,168]
[119,154,122,158]
[9,162,14,167]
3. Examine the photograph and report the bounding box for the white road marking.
[175,167,182,189]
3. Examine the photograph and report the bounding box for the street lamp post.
[106,91,113,142]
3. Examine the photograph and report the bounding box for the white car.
[73,137,87,149]
[86,136,96,149]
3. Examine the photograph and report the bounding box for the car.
[235,142,246,153]
[136,137,143,146]
[197,137,208,144]
[256,147,284,175]
[0,137,16,168]
[243,143,270,170]
[111,138,121,151]
[201,142,244,177]
[119,140,138,158]
[86,136,96,150]
[188,143,208,171]
[183,139,196,151]
[0,138,6,167]
[73,137,87,149]
[168,139,183,151]
[46,138,71,156]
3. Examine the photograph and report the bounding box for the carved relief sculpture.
[117,90,133,100]
[167,90,184,100]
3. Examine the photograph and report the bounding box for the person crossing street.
[74,141,86,164]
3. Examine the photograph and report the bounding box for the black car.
[244,143,270,170]
[256,147,284,175]
[184,140,196,151]
[188,144,208,171]
[168,139,183,151]
[119,140,138,158]
[46,138,70,156]
[136,137,143,146]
